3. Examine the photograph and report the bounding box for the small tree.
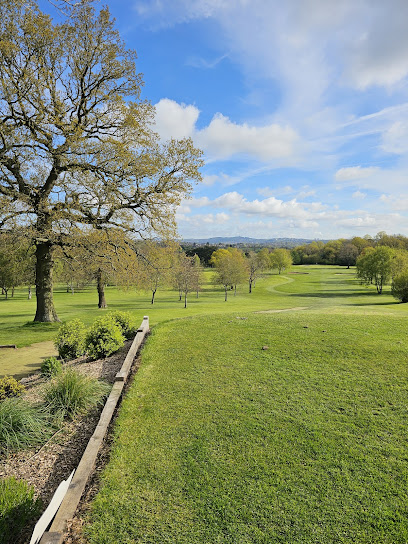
[173,253,202,308]
[211,249,235,301]
[356,246,394,294]
[270,248,293,274]
[338,242,359,268]
[136,241,177,304]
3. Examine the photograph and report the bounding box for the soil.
[0,339,140,544]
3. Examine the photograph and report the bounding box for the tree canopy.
[0,0,203,321]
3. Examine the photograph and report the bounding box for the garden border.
[38,316,150,544]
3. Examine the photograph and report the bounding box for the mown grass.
[85,311,408,544]
[0,266,404,377]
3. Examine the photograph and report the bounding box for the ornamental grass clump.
[0,476,42,544]
[44,368,110,420]
[55,319,86,360]
[0,398,51,454]
[85,316,125,359]
[0,375,25,401]
[107,310,136,339]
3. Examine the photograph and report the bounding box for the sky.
[46,0,408,240]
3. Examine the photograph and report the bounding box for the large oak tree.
[0,0,202,321]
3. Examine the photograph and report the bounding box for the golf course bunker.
[0,341,57,378]
[255,306,308,314]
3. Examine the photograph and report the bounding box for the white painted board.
[29,469,75,544]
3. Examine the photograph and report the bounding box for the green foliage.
[0,375,25,401]
[0,398,51,454]
[55,319,86,360]
[392,271,408,303]
[356,246,395,294]
[0,476,42,544]
[44,368,109,420]
[107,311,136,339]
[85,316,125,359]
[41,356,62,378]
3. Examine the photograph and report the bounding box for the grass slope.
[85,310,408,544]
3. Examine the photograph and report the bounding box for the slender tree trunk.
[28,286,32,300]
[196,287,199,298]
[184,291,187,308]
[96,269,107,308]
[224,285,228,301]
[249,279,252,293]
[4,288,8,300]
[151,289,156,304]
[11,286,14,297]
[234,284,237,296]
[34,241,60,322]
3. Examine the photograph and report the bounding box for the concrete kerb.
[39,316,149,544]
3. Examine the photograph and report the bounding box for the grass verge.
[85,312,408,544]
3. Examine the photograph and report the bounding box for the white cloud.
[335,166,379,182]
[196,114,298,161]
[352,191,366,199]
[381,121,408,154]
[153,98,199,140]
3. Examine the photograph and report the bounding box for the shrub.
[0,476,42,544]
[0,376,25,401]
[85,316,125,359]
[55,319,86,360]
[0,398,52,454]
[107,310,136,339]
[44,368,110,420]
[41,356,63,378]
[392,271,408,303]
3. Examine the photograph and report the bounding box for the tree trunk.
[249,280,252,294]
[34,241,60,322]
[151,289,156,304]
[28,286,32,300]
[4,288,8,300]
[11,286,14,297]
[234,284,237,296]
[184,291,187,308]
[96,269,107,308]
[224,285,228,301]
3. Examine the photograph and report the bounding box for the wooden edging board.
[38,316,150,544]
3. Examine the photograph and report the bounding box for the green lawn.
[82,268,408,544]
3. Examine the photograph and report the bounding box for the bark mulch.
[0,339,135,544]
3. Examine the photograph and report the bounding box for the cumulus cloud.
[153,100,299,161]
[153,99,199,141]
[195,114,298,161]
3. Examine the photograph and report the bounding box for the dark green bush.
[0,398,51,454]
[85,316,125,359]
[41,356,63,378]
[0,375,25,401]
[0,476,42,544]
[55,319,86,360]
[44,368,110,420]
[107,310,136,339]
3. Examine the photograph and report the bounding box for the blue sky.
[48,0,408,239]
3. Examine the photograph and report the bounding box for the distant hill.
[182,237,325,248]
